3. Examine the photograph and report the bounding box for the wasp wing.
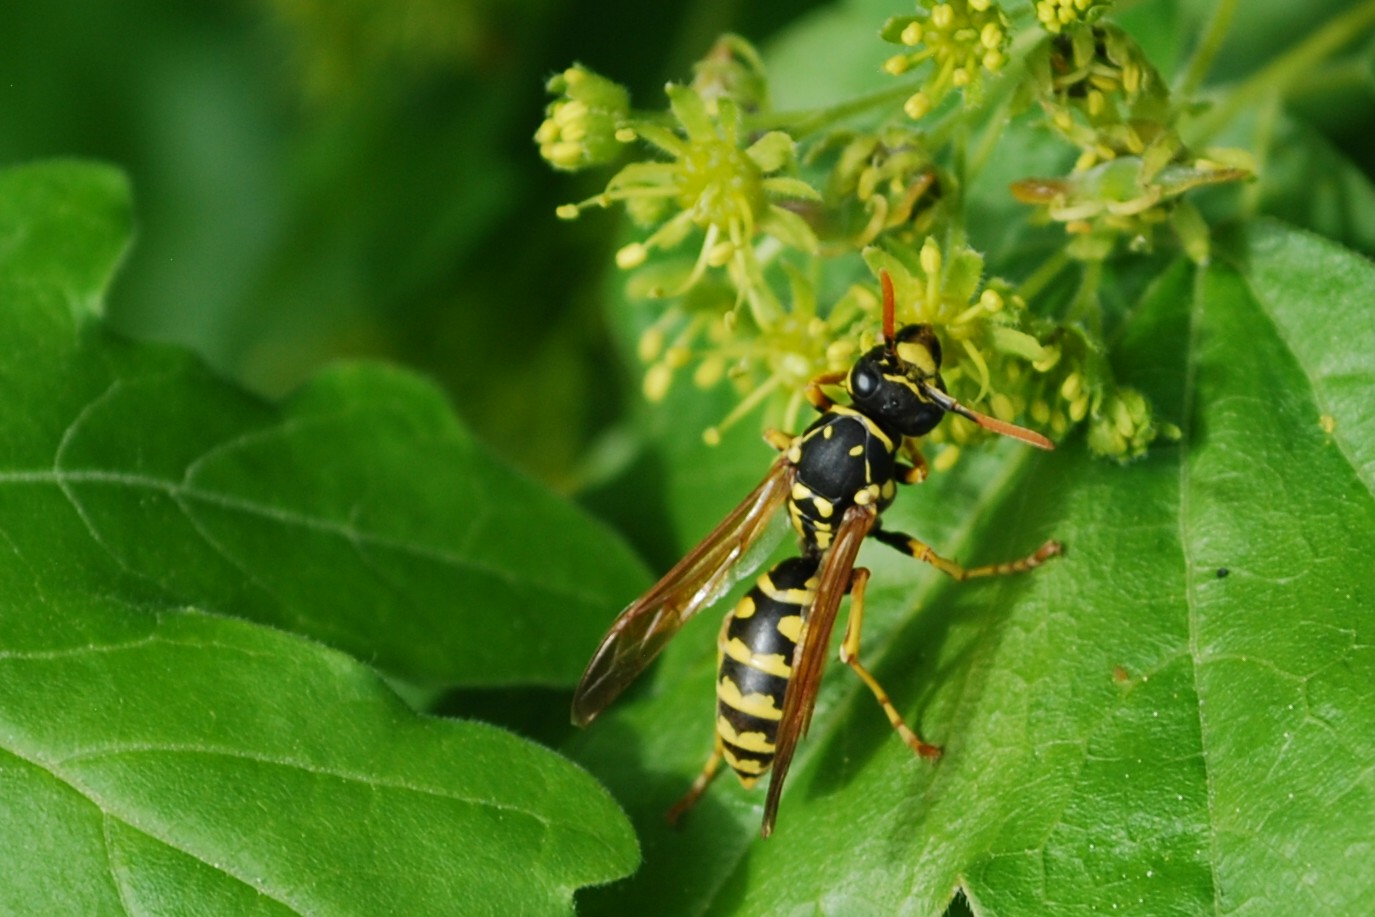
[760,503,877,837]
[571,456,796,727]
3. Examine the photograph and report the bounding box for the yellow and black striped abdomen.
[716,556,820,785]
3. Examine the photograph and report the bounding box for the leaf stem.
[1188,0,1375,145]
[750,81,921,139]
[1017,250,1072,305]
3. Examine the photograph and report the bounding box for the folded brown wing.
[571,457,796,726]
[761,503,877,836]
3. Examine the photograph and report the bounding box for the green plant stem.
[1188,0,1375,145]
[751,81,921,139]
[1067,257,1103,335]
[1240,91,1280,219]
[1017,249,1072,304]
[1176,0,1238,97]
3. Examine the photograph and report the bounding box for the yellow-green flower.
[1033,0,1115,34]
[557,81,820,320]
[823,127,945,248]
[535,65,631,172]
[637,266,874,444]
[1086,387,1177,461]
[882,0,1011,117]
[1011,153,1252,260]
[1025,23,1167,165]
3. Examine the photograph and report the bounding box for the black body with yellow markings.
[715,556,817,783]
[572,271,1062,837]
[785,407,898,551]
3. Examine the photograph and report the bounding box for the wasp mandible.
[573,270,1062,836]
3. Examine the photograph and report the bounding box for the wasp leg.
[872,529,1062,580]
[894,459,927,485]
[764,428,795,452]
[840,567,941,758]
[666,739,724,827]
[898,441,929,484]
[805,370,848,412]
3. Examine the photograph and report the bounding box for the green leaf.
[2,609,637,915]
[0,161,642,911]
[0,161,650,690]
[572,221,1375,914]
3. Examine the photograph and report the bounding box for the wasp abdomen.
[716,556,820,785]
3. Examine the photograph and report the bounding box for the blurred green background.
[0,0,828,489]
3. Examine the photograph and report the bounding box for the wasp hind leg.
[841,567,942,759]
[872,528,1062,580]
[666,739,724,827]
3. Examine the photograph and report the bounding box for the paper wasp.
[572,270,1062,836]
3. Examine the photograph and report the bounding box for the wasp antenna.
[879,269,896,346]
[921,383,1055,450]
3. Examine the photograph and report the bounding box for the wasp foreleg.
[899,440,930,483]
[764,428,794,452]
[804,370,848,413]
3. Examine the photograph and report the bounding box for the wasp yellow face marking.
[717,676,784,720]
[896,341,938,377]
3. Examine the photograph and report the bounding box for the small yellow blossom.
[1034,0,1115,34]
[882,0,1011,115]
[535,65,630,171]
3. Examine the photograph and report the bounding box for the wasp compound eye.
[849,360,881,399]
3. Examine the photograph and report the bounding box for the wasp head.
[846,270,1056,450]
[846,324,948,438]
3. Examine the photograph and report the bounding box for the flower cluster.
[821,127,946,249]
[1015,23,1251,260]
[638,271,873,444]
[1011,155,1250,261]
[546,44,820,329]
[536,10,1254,465]
[1018,323,1178,462]
[1033,0,1115,35]
[881,0,1011,118]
